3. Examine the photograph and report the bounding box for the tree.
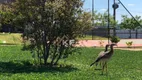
[77,11,92,37]
[94,11,118,28]
[94,12,108,27]
[10,0,90,66]
[92,11,118,37]
[120,15,142,38]
[0,2,14,32]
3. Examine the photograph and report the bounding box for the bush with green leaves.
[11,0,88,66]
[110,36,120,43]
[126,41,133,48]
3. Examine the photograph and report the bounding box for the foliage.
[8,0,90,66]
[77,11,92,34]
[126,41,133,48]
[0,46,142,79]
[120,15,142,30]
[98,40,104,47]
[94,11,118,27]
[120,15,142,38]
[0,2,15,30]
[110,36,120,43]
[93,11,118,36]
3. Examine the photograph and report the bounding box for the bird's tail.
[90,61,97,66]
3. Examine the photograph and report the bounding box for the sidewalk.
[75,39,142,48]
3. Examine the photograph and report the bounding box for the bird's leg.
[102,61,105,74]
[105,62,108,74]
[102,61,108,74]
[96,62,98,67]
[101,61,104,69]
[100,62,102,68]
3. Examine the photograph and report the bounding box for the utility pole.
[113,0,116,23]
[107,0,110,44]
[118,0,141,27]
[92,0,94,40]
[92,0,94,26]
[113,0,116,36]
[112,0,119,36]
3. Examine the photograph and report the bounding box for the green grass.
[0,33,22,45]
[77,35,107,40]
[0,46,142,80]
[0,33,106,45]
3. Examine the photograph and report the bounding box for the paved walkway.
[75,39,142,48]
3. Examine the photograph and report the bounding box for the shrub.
[110,36,120,43]
[126,41,133,48]
[99,40,104,47]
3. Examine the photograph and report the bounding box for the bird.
[90,43,117,74]
[94,44,110,67]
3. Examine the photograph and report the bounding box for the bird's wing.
[98,51,105,56]
[90,51,104,66]
[97,51,109,57]
[90,51,110,66]
[95,51,109,62]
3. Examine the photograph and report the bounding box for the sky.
[83,0,142,22]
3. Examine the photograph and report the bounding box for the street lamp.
[112,0,119,36]
[92,0,94,26]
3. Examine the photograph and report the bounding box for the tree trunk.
[43,32,50,65]
[43,44,50,65]
[37,49,40,64]
[40,0,49,65]
[54,43,64,65]
[43,33,46,65]
[54,51,62,65]
[37,48,42,65]
[50,45,58,66]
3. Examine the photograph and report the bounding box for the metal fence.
[87,28,142,39]
[114,30,142,39]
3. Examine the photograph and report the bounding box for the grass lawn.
[0,33,107,46]
[0,33,22,45]
[0,46,142,80]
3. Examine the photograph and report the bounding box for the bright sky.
[83,0,142,22]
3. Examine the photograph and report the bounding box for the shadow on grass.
[0,60,78,73]
[95,68,102,70]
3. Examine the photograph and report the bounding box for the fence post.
[136,29,138,39]
[129,29,131,39]
[92,30,93,40]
